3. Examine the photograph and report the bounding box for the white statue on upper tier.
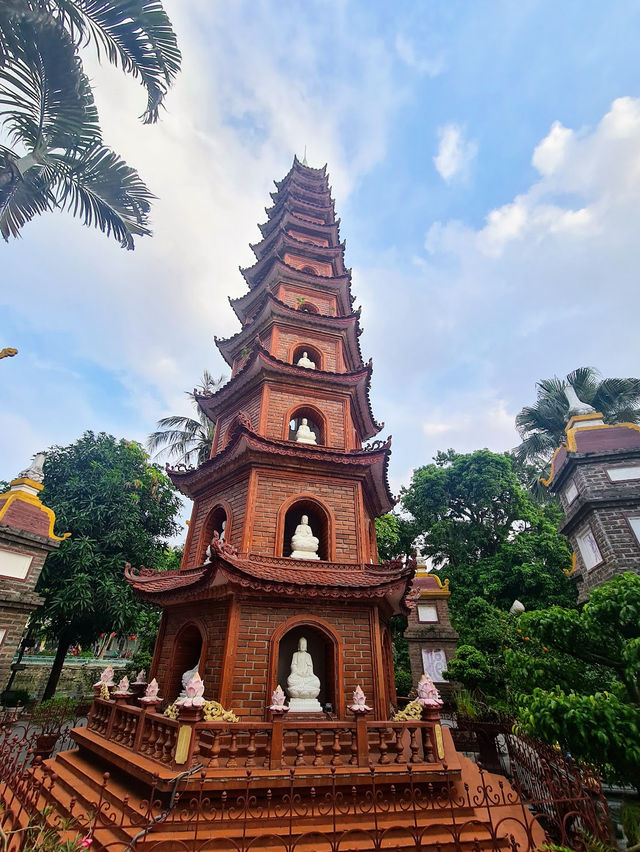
[296,351,316,369]
[295,418,317,445]
[286,636,322,712]
[290,514,320,560]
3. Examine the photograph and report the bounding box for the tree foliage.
[374,513,418,563]
[401,449,576,612]
[36,431,181,697]
[0,0,181,246]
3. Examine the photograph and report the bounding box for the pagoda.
[24,158,545,852]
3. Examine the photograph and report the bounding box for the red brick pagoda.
[27,158,545,852]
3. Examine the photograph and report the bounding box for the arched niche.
[297,299,319,313]
[291,343,323,371]
[198,503,230,563]
[279,496,333,561]
[269,617,343,717]
[167,622,204,702]
[300,265,319,277]
[286,404,326,446]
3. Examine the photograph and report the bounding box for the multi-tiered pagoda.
[126,155,411,719]
[25,158,546,852]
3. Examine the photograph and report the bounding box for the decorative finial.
[417,672,443,707]
[0,347,18,359]
[302,145,308,167]
[564,384,596,417]
[18,452,46,483]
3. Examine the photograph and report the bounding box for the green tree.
[514,573,640,788]
[147,370,226,466]
[0,0,181,247]
[374,513,418,562]
[515,367,640,477]
[401,449,576,613]
[36,431,181,699]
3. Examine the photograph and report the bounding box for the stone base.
[288,697,322,712]
[290,550,320,560]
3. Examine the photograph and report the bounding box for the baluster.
[123,713,134,748]
[378,726,389,764]
[227,730,238,767]
[295,729,305,766]
[422,725,435,763]
[112,710,123,743]
[312,729,324,766]
[393,725,405,763]
[209,729,221,767]
[331,729,342,766]
[409,727,420,764]
[162,726,175,763]
[246,730,257,767]
[144,719,158,757]
[350,727,358,765]
[139,717,151,755]
[153,723,166,760]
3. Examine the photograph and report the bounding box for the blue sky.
[2,0,640,540]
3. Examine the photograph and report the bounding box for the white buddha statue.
[286,636,322,712]
[290,514,320,560]
[296,351,316,369]
[295,418,317,445]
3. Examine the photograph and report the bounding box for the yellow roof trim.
[564,552,577,576]
[542,420,640,487]
[0,491,70,541]
[10,476,44,492]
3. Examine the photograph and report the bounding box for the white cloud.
[395,34,444,77]
[433,124,477,182]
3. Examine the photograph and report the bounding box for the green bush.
[395,668,413,697]
[1,688,31,706]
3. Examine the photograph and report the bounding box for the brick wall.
[277,283,337,316]
[184,473,250,566]
[263,386,347,449]
[274,326,341,373]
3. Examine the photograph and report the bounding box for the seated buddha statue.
[286,636,321,711]
[295,418,317,445]
[290,514,320,559]
[296,351,316,369]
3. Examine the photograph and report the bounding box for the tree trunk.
[41,633,71,702]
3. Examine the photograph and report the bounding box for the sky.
[2,0,640,541]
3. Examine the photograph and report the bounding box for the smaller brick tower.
[544,408,640,602]
[0,455,68,690]
[404,565,458,698]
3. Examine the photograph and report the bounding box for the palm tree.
[0,1,180,248]
[515,367,640,474]
[147,371,227,466]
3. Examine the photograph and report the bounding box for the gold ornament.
[99,682,111,700]
[202,700,239,723]
[163,703,179,719]
[392,699,423,721]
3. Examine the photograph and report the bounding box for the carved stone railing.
[85,699,445,773]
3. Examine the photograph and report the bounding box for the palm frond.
[53,0,181,123]
[0,11,100,151]
[51,141,152,247]
[0,146,55,239]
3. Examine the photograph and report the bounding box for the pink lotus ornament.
[134,669,147,685]
[94,665,115,688]
[116,676,130,693]
[417,673,443,707]
[348,685,371,714]
[177,672,205,708]
[145,678,159,700]
[269,684,289,713]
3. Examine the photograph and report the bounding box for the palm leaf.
[0,146,55,239]
[52,0,181,123]
[51,141,152,247]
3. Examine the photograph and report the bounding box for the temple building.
[0,455,68,692]
[543,389,640,602]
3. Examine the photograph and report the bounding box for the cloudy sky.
[2,0,639,538]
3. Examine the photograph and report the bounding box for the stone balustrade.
[86,699,445,773]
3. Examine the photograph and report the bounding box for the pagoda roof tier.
[125,541,414,614]
[196,345,383,441]
[257,207,340,245]
[215,292,365,370]
[269,175,332,207]
[264,192,336,228]
[240,232,348,288]
[250,223,345,261]
[273,156,328,192]
[166,420,394,514]
[230,262,354,322]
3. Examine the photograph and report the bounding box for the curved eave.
[230,263,354,323]
[215,292,364,369]
[241,247,347,290]
[274,157,328,191]
[195,346,382,440]
[250,226,343,261]
[167,426,393,513]
[269,179,333,209]
[259,206,341,242]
